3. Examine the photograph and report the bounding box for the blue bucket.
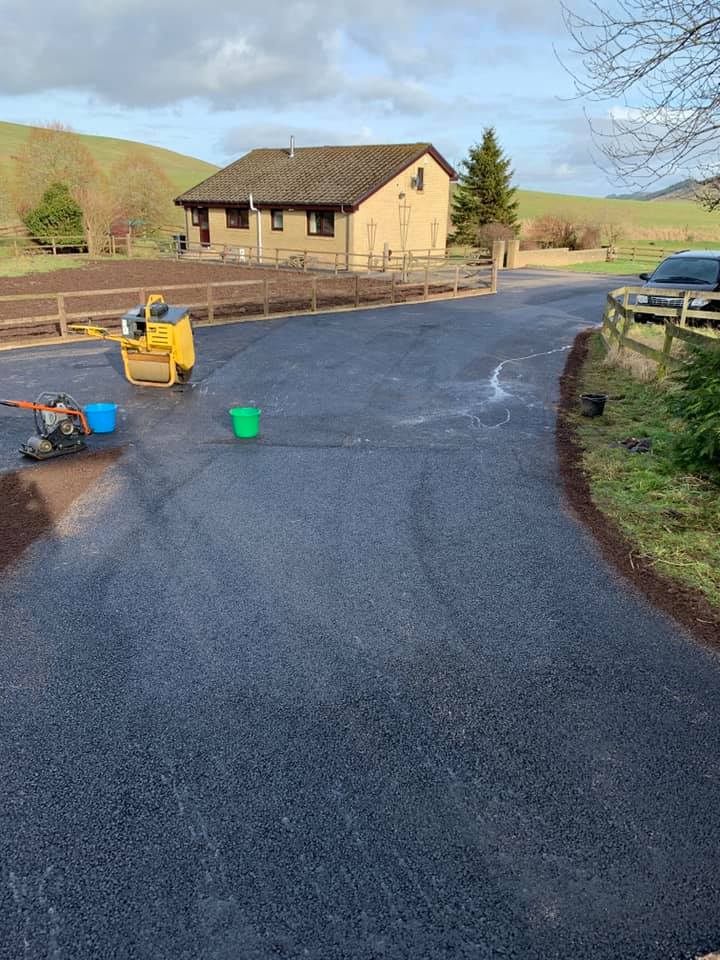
[85,402,118,434]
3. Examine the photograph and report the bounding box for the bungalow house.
[174,142,457,265]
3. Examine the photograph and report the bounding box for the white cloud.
[0,0,559,110]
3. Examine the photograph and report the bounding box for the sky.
[0,0,636,197]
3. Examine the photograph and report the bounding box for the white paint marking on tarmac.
[472,344,571,429]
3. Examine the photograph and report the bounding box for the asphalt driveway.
[1,269,719,959]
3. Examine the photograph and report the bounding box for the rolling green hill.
[0,120,218,227]
[517,188,720,241]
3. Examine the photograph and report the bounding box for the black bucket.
[580,393,608,417]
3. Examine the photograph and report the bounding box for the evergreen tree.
[451,128,519,244]
[23,182,84,242]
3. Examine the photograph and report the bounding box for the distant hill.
[517,188,720,241]
[0,120,218,226]
[607,179,700,202]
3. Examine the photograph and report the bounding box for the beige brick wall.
[513,247,608,268]
[352,152,450,257]
[182,205,349,260]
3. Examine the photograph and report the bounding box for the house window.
[226,207,249,229]
[307,210,335,237]
[271,210,284,231]
[191,207,200,226]
[416,167,424,191]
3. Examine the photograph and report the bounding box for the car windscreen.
[650,257,720,284]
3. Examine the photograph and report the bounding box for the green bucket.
[229,406,261,439]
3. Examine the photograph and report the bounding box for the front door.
[199,210,210,246]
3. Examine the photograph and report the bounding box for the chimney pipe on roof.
[290,135,295,158]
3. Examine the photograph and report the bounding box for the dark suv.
[636,249,720,325]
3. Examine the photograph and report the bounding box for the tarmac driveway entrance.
[1,270,719,960]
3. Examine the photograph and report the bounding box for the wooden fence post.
[311,276,317,312]
[263,278,270,317]
[621,288,633,340]
[424,265,429,300]
[390,272,396,304]
[658,323,674,380]
[334,252,339,276]
[453,265,459,297]
[491,262,498,293]
[354,274,360,308]
[275,248,280,270]
[127,234,133,257]
[303,251,308,271]
[57,294,68,337]
[51,237,57,256]
[13,240,18,259]
[680,291,690,327]
[207,284,215,323]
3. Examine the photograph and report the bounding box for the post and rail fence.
[601,285,720,379]
[0,230,494,276]
[0,261,498,347]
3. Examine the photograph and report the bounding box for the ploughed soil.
[556,329,720,647]
[0,447,123,573]
[0,259,475,343]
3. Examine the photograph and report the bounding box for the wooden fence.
[0,262,497,347]
[0,230,494,277]
[0,233,128,257]
[602,285,720,378]
[171,240,480,276]
[610,245,720,264]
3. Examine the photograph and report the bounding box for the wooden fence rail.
[0,263,498,346]
[601,285,720,378]
[169,240,487,276]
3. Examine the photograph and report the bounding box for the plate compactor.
[70,294,195,388]
[0,393,91,460]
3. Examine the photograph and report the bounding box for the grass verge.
[557,330,720,643]
[0,256,91,278]
[557,259,645,276]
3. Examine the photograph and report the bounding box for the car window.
[651,257,720,284]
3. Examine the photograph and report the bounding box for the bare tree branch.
[561,0,720,202]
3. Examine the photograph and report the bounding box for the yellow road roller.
[70,294,195,387]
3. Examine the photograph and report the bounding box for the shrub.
[474,221,517,249]
[524,215,579,250]
[600,221,625,253]
[666,345,720,480]
[578,223,602,249]
[524,216,606,251]
[23,182,83,243]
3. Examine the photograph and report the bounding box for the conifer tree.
[451,128,519,243]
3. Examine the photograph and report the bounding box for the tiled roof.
[175,143,455,207]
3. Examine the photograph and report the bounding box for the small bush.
[474,221,516,249]
[23,182,83,244]
[666,346,720,480]
[601,221,625,249]
[524,216,605,251]
[578,223,602,249]
[524,215,580,250]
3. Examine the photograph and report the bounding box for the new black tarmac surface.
[1,270,719,960]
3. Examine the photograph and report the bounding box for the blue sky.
[0,0,630,196]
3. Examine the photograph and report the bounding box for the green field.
[0,120,218,228]
[518,189,720,242]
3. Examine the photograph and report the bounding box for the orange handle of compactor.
[0,399,91,435]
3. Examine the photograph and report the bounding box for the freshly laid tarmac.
[1,269,719,960]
